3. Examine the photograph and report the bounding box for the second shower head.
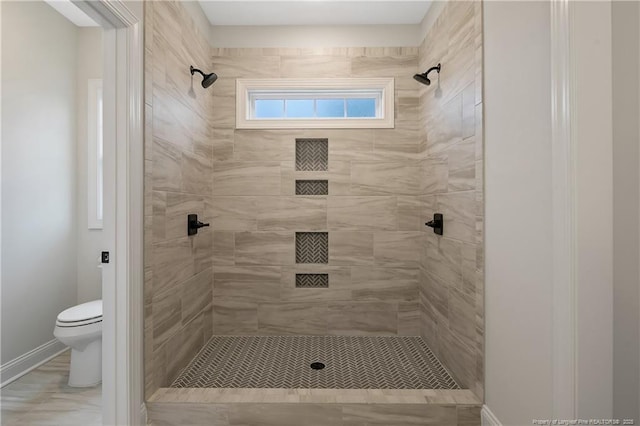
[414,63,441,86]
[190,65,218,88]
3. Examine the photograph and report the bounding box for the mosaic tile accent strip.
[171,336,459,389]
[295,274,329,288]
[296,139,328,171]
[296,232,328,264]
[296,180,329,195]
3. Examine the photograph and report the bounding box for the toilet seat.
[56,317,102,327]
[55,300,102,327]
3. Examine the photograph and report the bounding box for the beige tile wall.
[144,1,214,396]
[147,401,481,426]
[209,47,423,337]
[417,1,485,399]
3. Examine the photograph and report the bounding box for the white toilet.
[53,299,102,387]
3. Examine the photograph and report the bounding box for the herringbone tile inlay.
[296,180,329,195]
[296,274,329,288]
[296,138,328,171]
[170,336,459,389]
[296,232,329,264]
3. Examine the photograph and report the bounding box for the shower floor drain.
[310,362,325,370]
[171,336,459,389]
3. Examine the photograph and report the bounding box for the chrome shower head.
[414,63,441,86]
[190,65,218,88]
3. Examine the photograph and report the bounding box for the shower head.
[190,65,218,88]
[413,73,432,86]
[413,63,441,86]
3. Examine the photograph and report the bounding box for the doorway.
[0,1,143,424]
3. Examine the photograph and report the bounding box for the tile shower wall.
[144,1,214,396]
[417,2,485,399]
[210,47,422,337]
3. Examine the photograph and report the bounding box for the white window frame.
[87,78,103,229]
[236,78,395,129]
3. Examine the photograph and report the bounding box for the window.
[87,78,103,229]
[236,78,394,129]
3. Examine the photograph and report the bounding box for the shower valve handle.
[425,213,444,236]
[188,214,210,236]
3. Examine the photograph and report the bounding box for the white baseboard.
[0,339,68,387]
[482,405,503,426]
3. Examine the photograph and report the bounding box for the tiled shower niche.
[295,180,329,195]
[295,232,328,264]
[295,138,328,171]
[295,274,329,288]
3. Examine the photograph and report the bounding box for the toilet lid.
[57,300,102,323]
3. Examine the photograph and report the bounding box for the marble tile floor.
[0,351,101,426]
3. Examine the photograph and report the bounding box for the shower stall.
[144,1,484,424]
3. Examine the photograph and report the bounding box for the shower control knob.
[425,213,444,236]
[187,214,210,236]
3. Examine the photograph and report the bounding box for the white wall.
[1,1,78,363]
[483,1,554,424]
[485,1,618,423]
[76,27,103,303]
[573,1,614,417]
[612,1,640,421]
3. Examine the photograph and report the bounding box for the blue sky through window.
[317,99,344,117]
[285,99,314,118]
[254,97,377,119]
[346,98,376,117]
[255,99,284,118]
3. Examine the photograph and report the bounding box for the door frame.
[550,0,614,419]
[71,1,144,425]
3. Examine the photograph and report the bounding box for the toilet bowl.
[53,300,102,387]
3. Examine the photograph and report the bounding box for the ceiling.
[44,0,98,26]
[198,1,432,26]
